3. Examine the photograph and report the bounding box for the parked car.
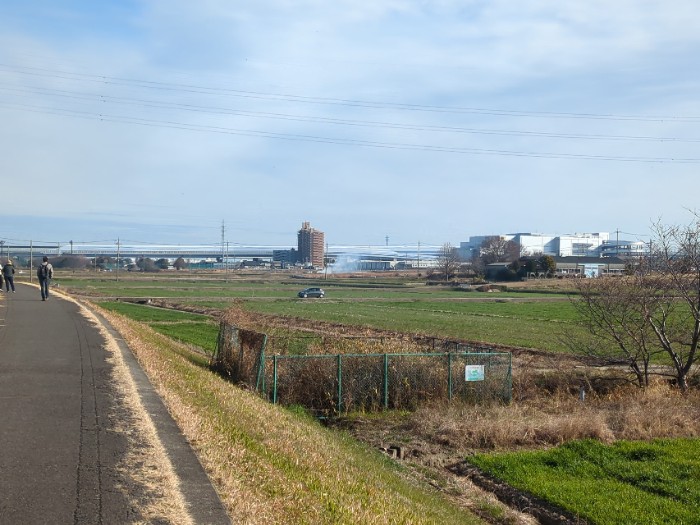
[298,287,325,298]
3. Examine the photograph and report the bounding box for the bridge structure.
[0,243,286,262]
[0,242,442,270]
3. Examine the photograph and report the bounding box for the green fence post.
[383,353,389,409]
[337,354,343,413]
[448,352,453,401]
[272,355,279,405]
[256,334,268,393]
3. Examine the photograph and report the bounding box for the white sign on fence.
[465,365,485,382]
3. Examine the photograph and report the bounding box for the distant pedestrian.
[2,259,15,292]
[37,256,54,301]
[0,264,3,292]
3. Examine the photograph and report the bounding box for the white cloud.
[1,0,699,245]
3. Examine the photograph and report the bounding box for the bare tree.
[644,217,700,390]
[571,215,700,391]
[572,276,663,387]
[437,243,460,282]
[479,236,521,265]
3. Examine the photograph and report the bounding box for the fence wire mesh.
[213,321,267,389]
[214,320,512,415]
[266,351,511,413]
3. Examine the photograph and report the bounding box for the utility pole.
[221,220,225,275]
[116,238,121,282]
[417,241,421,275]
[30,240,33,283]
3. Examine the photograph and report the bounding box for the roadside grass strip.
[98,301,208,322]
[99,308,484,524]
[99,301,219,355]
[148,322,219,355]
[470,438,700,525]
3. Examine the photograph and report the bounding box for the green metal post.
[447,352,453,401]
[272,355,278,404]
[337,354,343,413]
[256,334,268,393]
[383,353,389,409]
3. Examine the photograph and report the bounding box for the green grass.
[61,275,583,352]
[149,322,219,354]
[72,275,700,522]
[113,313,485,524]
[98,301,209,322]
[98,301,219,355]
[470,438,700,525]
[243,299,582,351]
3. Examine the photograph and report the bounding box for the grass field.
[98,301,220,354]
[56,272,700,524]
[241,298,580,351]
[97,307,486,524]
[58,272,582,353]
[471,438,700,524]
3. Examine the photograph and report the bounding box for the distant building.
[273,248,297,268]
[459,232,610,260]
[484,256,627,280]
[600,240,648,258]
[550,256,627,277]
[297,221,325,268]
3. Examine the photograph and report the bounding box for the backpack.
[38,264,49,279]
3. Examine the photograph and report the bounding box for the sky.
[1,1,699,249]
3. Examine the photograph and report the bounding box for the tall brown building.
[297,221,325,267]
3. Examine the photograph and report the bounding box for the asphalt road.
[0,283,230,524]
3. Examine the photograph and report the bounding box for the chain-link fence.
[266,350,511,413]
[214,320,512,415]
[213,321,267,390]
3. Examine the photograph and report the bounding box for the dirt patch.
[449,462,586,525]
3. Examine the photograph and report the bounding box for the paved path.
[0,284,230,524]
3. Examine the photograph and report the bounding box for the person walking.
[2,259,16,292]
[37,256,54,301]
[0,263,4,292]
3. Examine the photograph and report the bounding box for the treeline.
[1,255,191,272]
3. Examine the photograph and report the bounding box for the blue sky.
[1,1,699,248]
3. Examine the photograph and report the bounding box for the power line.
[2,101,699,163]
[3,63,698,165]
[3,63,700,122]
[1,84,699,144]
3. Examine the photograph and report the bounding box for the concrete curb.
[88,307,231,525]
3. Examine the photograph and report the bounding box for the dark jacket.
[2,263,14,277]
[37,262,53,280]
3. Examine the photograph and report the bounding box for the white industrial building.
[459,232,611,259]
[599,239,648,258]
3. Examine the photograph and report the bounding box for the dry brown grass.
[222,302,700,455]
[398,380,700,456]
[99,306,483,524]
